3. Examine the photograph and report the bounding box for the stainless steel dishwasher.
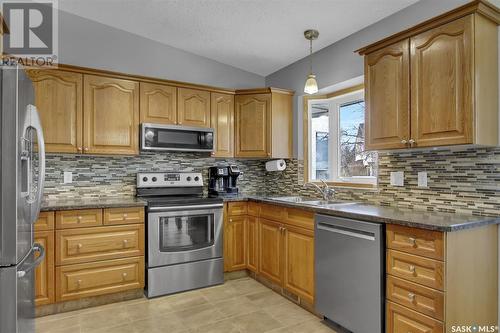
[315,214,384,333]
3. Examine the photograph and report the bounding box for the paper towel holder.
[266,159,287,172]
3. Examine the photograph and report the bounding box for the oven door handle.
[148,203,223,212]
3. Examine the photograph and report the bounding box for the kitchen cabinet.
[235,88,293,158]
[83,75,140,155]
[258,218,283,284]
[140,82,177,125]
[177,88,211,127]
[359,3,499,150]
[27,69,83,153]
[385,223,497,333]
[283,224,314,303]
[224,202,247,272]
[211,92,234,157]
[34,230,55,306]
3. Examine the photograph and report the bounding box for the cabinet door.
[410,15,473,147]
[225,215,247,271]
[211,93,234,157]
[235,94,271,158]
[140,82,177,125]
[365,39,410,150]
[34,230,55,306]
[259,218,282,285]
[27,69,83,153]
[83,75,139,155]
[177,88,210,127]
[283,225,314,303]
[246,216,259,273]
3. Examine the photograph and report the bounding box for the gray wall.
[265,0,495,158]
[57,10,265,89]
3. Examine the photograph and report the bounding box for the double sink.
[266,196,357,209]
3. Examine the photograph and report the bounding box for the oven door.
[147,205,223,268]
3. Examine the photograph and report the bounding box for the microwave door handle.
[27,105,46,224]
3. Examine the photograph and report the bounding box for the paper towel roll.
[265,159,286,172]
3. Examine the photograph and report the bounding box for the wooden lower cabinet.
[387,301,443,333]
[283,225,314,303]
[258,218,283,285]
[246,216,259,273]
[56,256,144,302]
[34,230,55,306]
[225,215,247,272]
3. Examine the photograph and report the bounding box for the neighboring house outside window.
[306,87,377,186]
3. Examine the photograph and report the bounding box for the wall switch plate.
[418,171,428,188]
[63,171,73,184]
[390,171,404,186]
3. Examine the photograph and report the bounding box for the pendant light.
[304,29,319,94]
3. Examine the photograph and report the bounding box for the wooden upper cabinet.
[365,39,410,150]
[211,93,235,157]
[235,93,270,158]
[83,75,139,155]
[177,88,210,127]
[27,69,83,153]
[140,82,177,125]
[410,16,473,147]
[235,89,293,158]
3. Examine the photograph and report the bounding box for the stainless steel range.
[137,172,224,298]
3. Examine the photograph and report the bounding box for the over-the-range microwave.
[141,123,214,152]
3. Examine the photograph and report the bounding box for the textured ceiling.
[59,0,419,76]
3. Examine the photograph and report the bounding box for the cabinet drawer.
[387,275,444,320]
[386,301,443,333]
[285,208,314,230]
[35,211,55,231]
[248,202,260,216]
[56,224,144,265]
[387,250,444,290]
[260,204,285,221]
[56,256,144,302]
[387,225,444,260]
[103,207,144,225]
[227,202,248,216]
[56,209,102,229]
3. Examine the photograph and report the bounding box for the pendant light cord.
[309,39,313,75]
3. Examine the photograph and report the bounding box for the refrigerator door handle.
[26,104,46,224]
[17,243,45,278]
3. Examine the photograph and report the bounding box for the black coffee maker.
[208,165,241,197]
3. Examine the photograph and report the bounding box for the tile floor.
[35,277,337,333]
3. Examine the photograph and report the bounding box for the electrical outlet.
[390,171,404,187]
[418,171,428,188]
[63,171,73,184]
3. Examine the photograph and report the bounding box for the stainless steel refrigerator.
[0,63,46,333]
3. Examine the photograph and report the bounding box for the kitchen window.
[305,86,377,186]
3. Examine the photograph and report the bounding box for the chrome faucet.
[303,180,335,201]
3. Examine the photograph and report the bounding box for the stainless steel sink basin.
[269,196,312,203]
[269,196,356,207]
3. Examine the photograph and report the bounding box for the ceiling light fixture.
[304,29,319,95]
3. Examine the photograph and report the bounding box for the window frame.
[303,84,377,188]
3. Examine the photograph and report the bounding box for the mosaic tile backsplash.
[44,147,500,216]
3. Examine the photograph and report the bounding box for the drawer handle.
[123,213,128,218]
[408,292,415,302]
[123,239,129,247]
[408,237,416,247]
[409,265,416,274]
[77,279,82,287]
[122,272,128,278]
[77,243,83,250]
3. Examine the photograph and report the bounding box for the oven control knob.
[142,177,148,182]
[187,176,192,181]
[152,177,157,182]
[194,176,200,182]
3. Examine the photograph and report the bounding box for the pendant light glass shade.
[304,74,318,94]
[304,29,319,95]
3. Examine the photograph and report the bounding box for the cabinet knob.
[123,239,128,247]
[84,147,89,152]
[122,272,128,278]
[77,147,82,152]
[408,292,415,302]
[267,152,271,157]
[229,218,233,222]
[123,213,128,218]
[408,237,416,247]
[77,243,83,249]
[401,139,407,144]
[77,216,83,222]
[409,265,416,274]
[77,279,82,287]
[408,139,416,146]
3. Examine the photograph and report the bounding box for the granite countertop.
[227,195,499,232]
[40,197,147,211]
